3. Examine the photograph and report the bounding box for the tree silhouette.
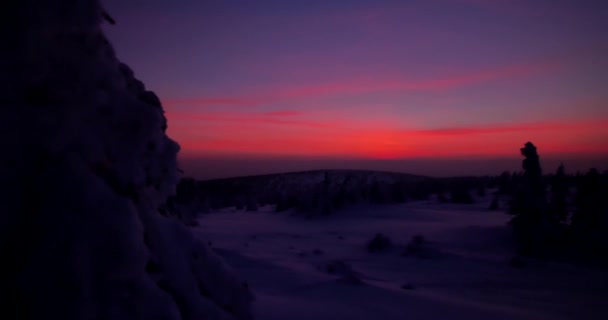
[509,142,549,256]
[498,171,512,195]
[391,182,407,203]
[450,186,474,204]
[571,168,608,254]
[321,171,332,215]
[370,179,384,204]
[476,184,486,197]
[549,164,569,223]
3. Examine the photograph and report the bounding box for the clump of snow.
[0,1,252,319]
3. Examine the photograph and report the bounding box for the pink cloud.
[274,61,558,98]
[166,109,340,129]
[162,97,266,107]
[259,110,303,117]
[402,121,589,137]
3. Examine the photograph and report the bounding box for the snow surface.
[195,200,608,320]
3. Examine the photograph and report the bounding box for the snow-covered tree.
[549,164,569,223]
[509,142,550,256]
[0,1,253,319]
[571,168,608,254]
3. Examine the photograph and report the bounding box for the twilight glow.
[104,0,608,179]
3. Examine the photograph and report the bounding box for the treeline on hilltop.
[166,143,608,260]
[167,170,504,218]
[167,156,606,223]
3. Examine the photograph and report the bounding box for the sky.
[103,0,608,179]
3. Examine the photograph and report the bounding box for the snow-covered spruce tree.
[320,171,332,216]
[548,164,569,223]
[509,142,564,257]
[0,1,253,319]
[166,178,201,226]
[571,168,608,255]
[508,142,555,256]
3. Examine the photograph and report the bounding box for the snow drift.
[0,1,253,319]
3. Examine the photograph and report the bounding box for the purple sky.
[103,0,608,179]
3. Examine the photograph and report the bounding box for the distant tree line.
[167,170,501,219]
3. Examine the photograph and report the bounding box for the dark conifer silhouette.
[275,193,291,212]
[369,179,384,204]
[498,171,512,195]
[321,171,332,215]
[571,168,608,254]
[549,164,569,223]
[391,182,407,203]
[245,197,258,212]
[450,186,474,204]
[476,184,486,197]
[509,142,549,256]
[437,192,448,204]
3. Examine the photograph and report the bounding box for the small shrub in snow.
[400,283,416,290]
[509,256,526,268]
[489,197,499,210]
[411,235,425,246]
[326,260,362,285]
[336,273,363,285]
[367,233,393,252]
[245,202,258,212]
[402,235,430,257]
[477,186,486,197]
[275,196,291,212]
[450,187,474,204]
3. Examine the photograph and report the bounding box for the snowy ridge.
[0,1,253,319]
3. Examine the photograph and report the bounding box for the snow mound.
[0,1,253,319]
[325,260,363,285]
